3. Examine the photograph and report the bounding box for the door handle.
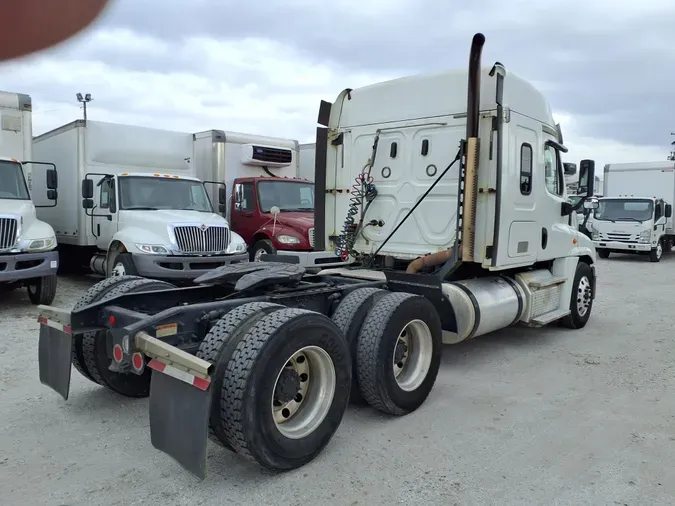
[541,227,548,249]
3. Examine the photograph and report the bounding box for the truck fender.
[106,228,168,261]
[551,251,594,314]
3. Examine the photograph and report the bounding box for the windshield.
[118,176,213,212]
[257,180,314,213]
[593,198,653,222]
[0,160,30,200]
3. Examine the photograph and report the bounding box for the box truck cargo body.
[33,120,248,279]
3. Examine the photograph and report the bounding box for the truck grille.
[601,232,635,242]
[173,225,229,254]
[308,227,315,248]
[0,218,18,250]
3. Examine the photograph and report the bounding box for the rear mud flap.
[38,324,73,401]
[149,370,212,480]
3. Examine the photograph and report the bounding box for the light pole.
[76,93,92,122]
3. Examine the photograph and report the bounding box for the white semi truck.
[0,90,59,304]
[32,120,249,280]
[37,33,598,479]
[590,160,675,262]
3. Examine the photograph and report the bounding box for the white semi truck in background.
[37,33,599,479]
[0,90,59,304]
[32,120,249,280]
[590,160,675,262]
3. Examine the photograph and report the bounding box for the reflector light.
[113,344,123,362]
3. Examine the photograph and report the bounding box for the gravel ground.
[1,257,675,506]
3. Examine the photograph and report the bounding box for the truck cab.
[230,176,315,260]
[590,196,672,261]
[0,91,59,304]
[82,171,249,279]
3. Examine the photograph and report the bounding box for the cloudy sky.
[1,0,673,173]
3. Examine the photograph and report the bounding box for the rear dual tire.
[199,304,351,471]
[72,276,176,397]
[331,288,443,416]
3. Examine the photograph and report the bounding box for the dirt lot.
[2,257,675,506]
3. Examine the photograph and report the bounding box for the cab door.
[94,177,119,250]
[535,134,572,262]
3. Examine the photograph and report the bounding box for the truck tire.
[220,308,351,471]
[196,301,285,451]
[27,274,57,305]
[71,275,146,384]
[107,252,138,277]
[81,278,176,397]
[560,261,594,329]
[331,287,388,404]
[597,249,610,259]
[251,239,276,262]
[649,241,663,262]
[355,292,442,416]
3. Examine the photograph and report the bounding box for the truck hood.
[0,199,37,227]
[264,211,314,233]
[119,209,229,228]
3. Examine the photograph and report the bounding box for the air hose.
[335,132,381,260]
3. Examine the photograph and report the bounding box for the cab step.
[531,308,571,326]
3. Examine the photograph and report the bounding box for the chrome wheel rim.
[576,275,592,317]
[392,319,433,392]
[254,248,267,261]
[271,346,336,439]
[657,243,663,259]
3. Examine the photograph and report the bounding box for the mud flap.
[148,370,212,480]
[38,324,73,401]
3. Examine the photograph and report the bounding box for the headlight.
[277,234,300,245]
[26,237,56,251]
[227,241,247,254]
[135,244,169,254]
[639,230,651,243]
[591,232,600,241]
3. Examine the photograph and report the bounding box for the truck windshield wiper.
[616,217,642,222]
[280,208,314,212]
[125,206,159,210]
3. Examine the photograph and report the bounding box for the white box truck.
[32,120,249,280]
[589,161,675,262]
[0,90,59,304]
[192,131,341,266]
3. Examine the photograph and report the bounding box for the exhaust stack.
[461,33,485,262]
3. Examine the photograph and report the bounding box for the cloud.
[0,0,672,171]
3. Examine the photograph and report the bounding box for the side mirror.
[46,168,58,189]
[82,178,94,199]
[583,198,599,210]
[47,189,57,201]
[234,202,242,211]
[563,162,577,176]
[270,205,281,217]
[218,186,227,205]
[666,204,672,218]
[234,186,243,204]
[579,159,595,198]
[82,198,94,209]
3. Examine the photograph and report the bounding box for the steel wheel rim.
[254,248,267,261]
[271,345,336,439]
[576,275,592,317]
[111,262,126,277]
[657,243,663,258]
[392,319,433,392]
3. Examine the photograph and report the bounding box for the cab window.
[544,145,563,197]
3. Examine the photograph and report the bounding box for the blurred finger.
[0,0,110,61]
